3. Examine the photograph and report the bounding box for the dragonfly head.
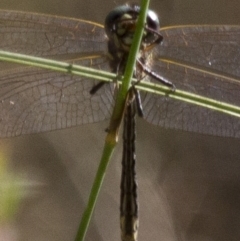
[105,4,162,55]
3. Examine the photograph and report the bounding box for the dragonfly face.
[104,4,165,83]
[105,4,160,59]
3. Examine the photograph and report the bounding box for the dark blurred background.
[0,0,240,241]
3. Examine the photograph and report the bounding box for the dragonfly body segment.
[120,90,138,241]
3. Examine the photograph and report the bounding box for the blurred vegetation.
[0,151,24,223]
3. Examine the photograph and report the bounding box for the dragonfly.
[0,2,240,241]
[99,5,175,240]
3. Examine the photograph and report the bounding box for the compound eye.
[144,9,160,43]
[147,9,160,31]
[104,5,133,39]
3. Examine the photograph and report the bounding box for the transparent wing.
[0,10,114,138]
[143,25,240,138]
[0,10,106,59]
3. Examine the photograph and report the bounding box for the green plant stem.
[0,50,116,82]
[1,50,240,117]
[137,81,240,117]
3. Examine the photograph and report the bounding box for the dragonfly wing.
[0,10,106,59]
[0,10,114,137]
[0,65,114,138]
[142,25,240,138]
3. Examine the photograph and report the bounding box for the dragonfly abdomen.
[120,96,138,241]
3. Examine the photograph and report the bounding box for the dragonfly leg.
[89,81,106,95]
[137,59,176,91]
[143,25,163,51]
[131,87,144,117]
